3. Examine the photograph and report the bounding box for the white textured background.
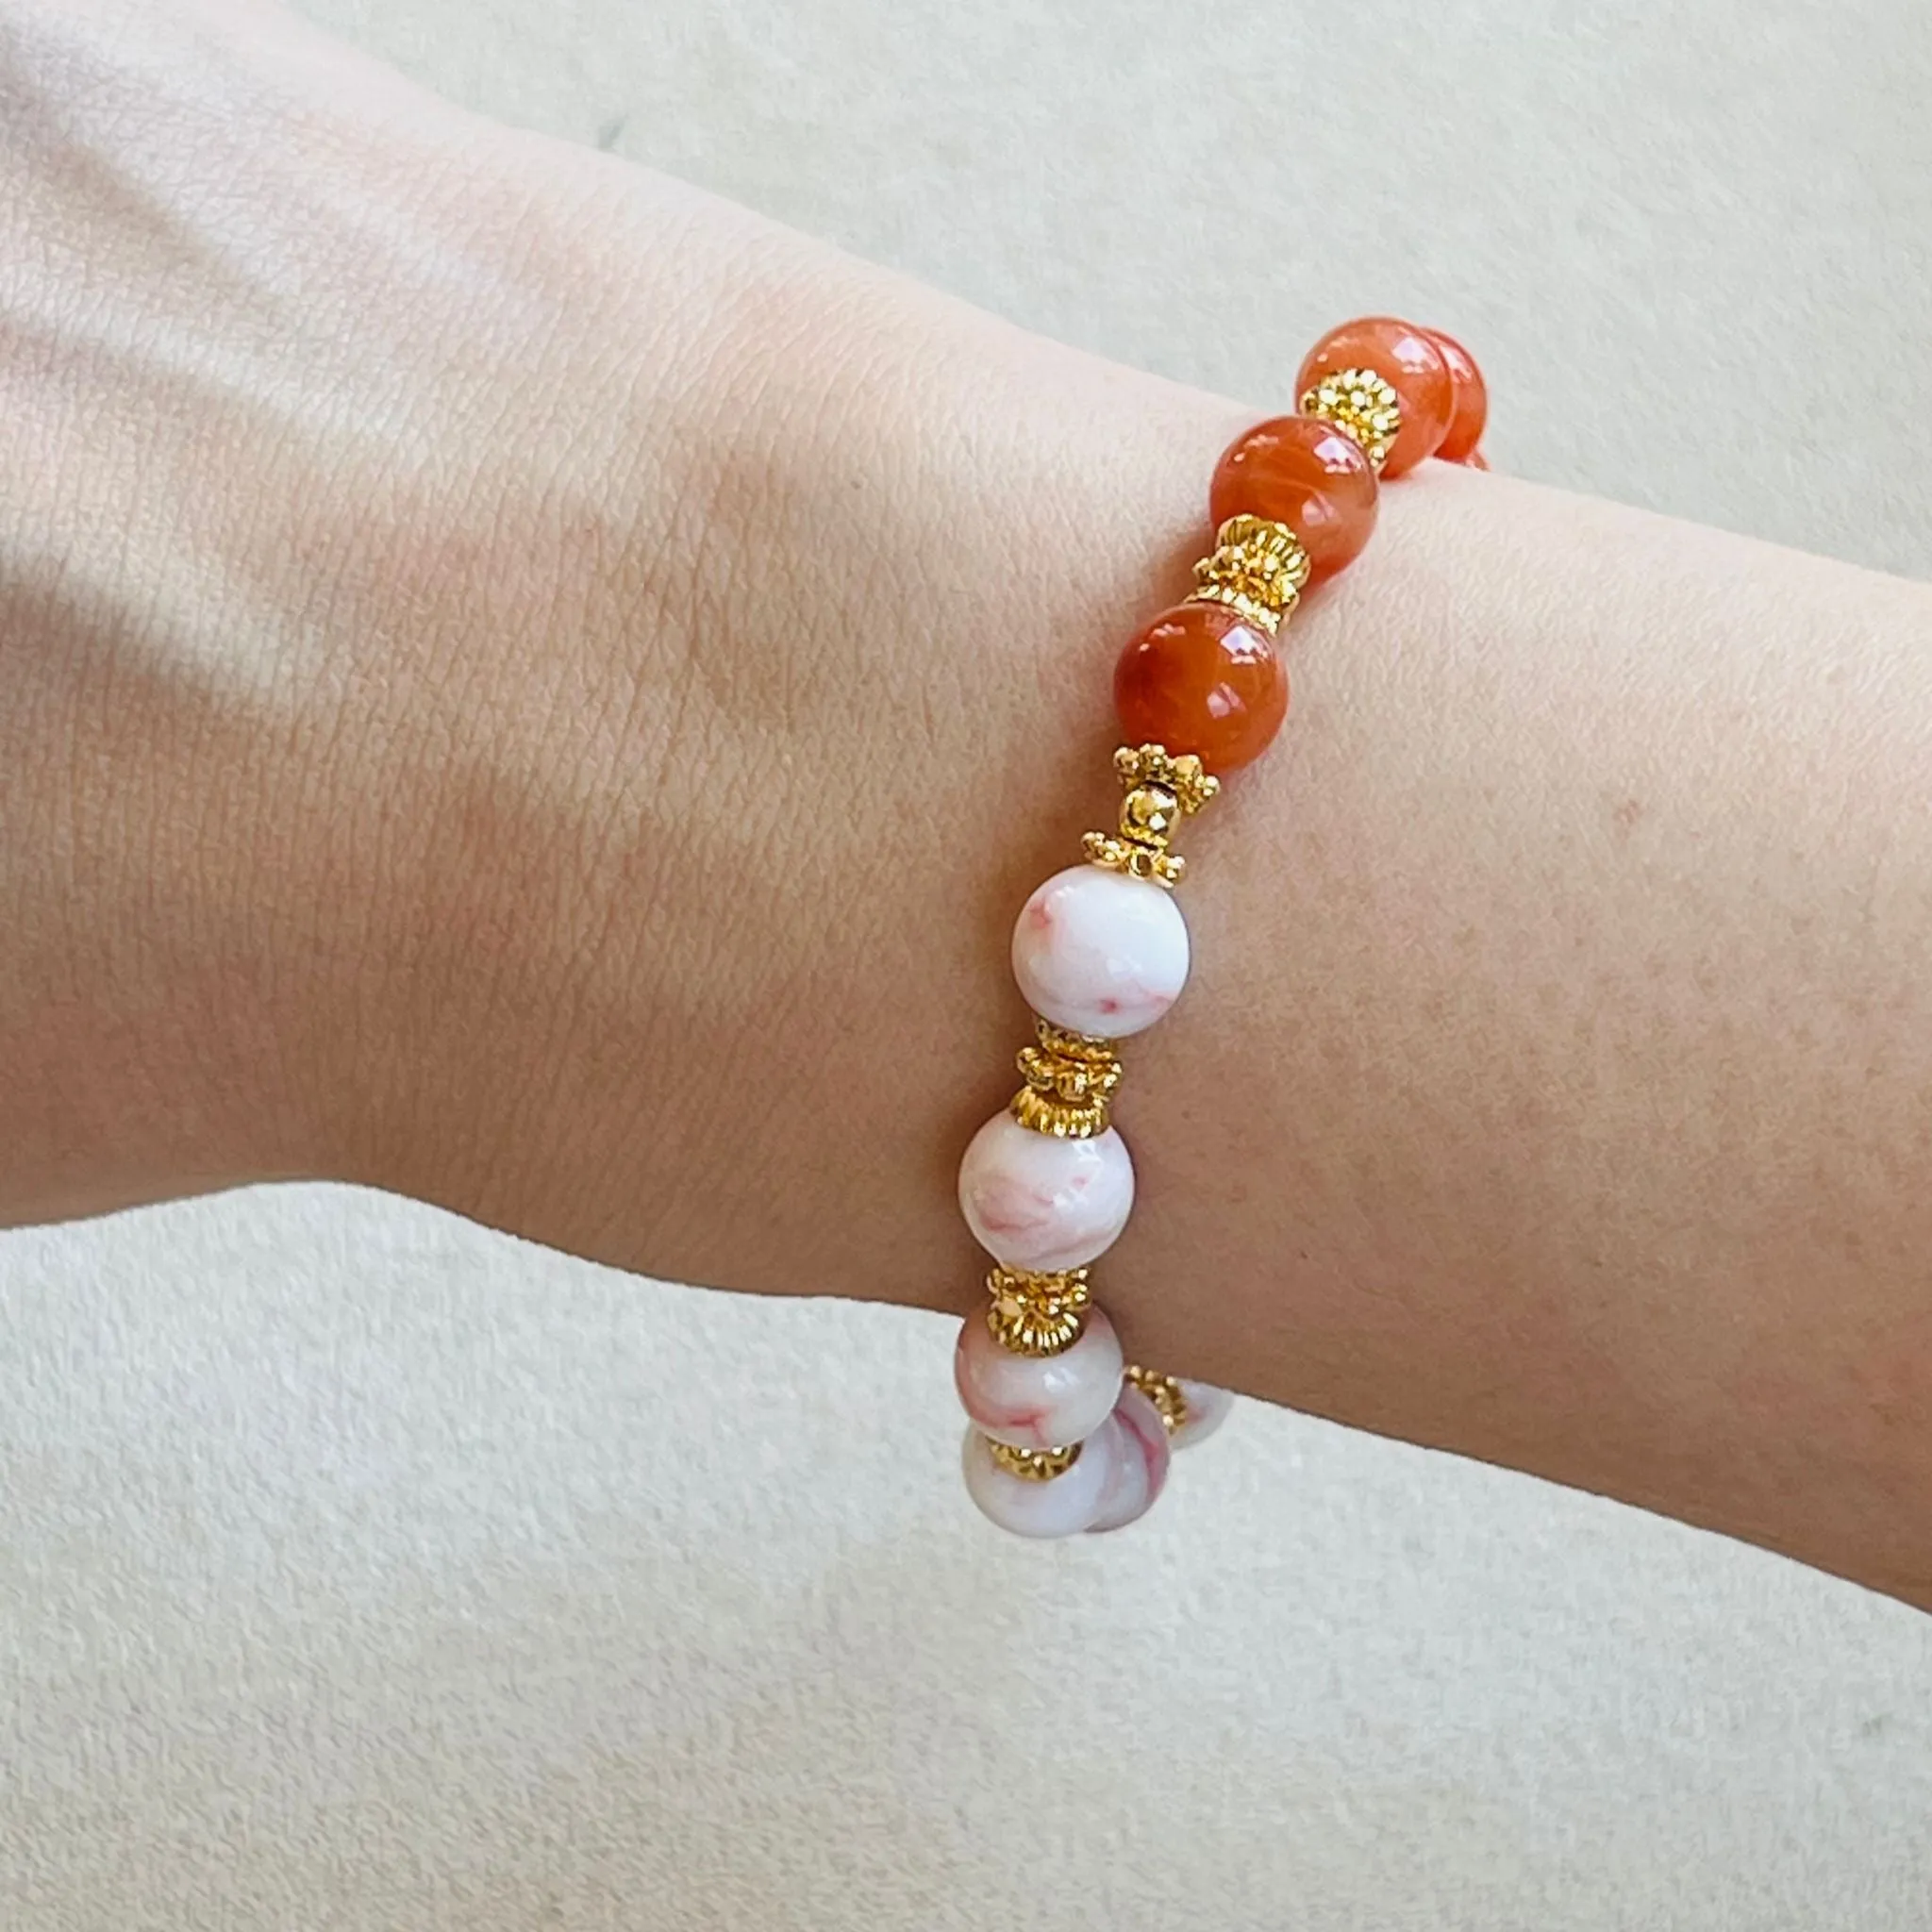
[6,3,1932,1926]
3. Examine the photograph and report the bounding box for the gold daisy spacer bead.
[1299,365,1403,471]
[1124,1364,1190,1435]
[1188,513,1313,635]
[985,1263,1094,1356]
[1011,1021,1124,1138]
[986,1439,1083,1481]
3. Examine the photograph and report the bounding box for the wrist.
[343,207,1258,1277]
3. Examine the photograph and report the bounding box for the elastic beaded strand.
[954,319,1487,1537]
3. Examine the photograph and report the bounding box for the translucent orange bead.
[1295,316,1454,477]
[1113,602,1287,774]
[1208,414,1378,579]
[1426,327,1488,463]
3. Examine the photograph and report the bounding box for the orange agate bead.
[1208,414,1378,579]
[1113,602,1287,774]
[1295,315,1454,477]
[1426,327,1488,462]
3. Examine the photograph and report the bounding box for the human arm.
[5,0,1930,1604]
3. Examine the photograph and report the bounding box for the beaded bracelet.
[951,316,1488,1537]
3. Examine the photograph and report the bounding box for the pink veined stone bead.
[1170,1379,1235,1449]
[960,1424,1115,1538]
[1085,1384,1173,1535]
[957,1111,1135,1272]
[954,1305,1124,1451]
[1011,865,1191,1039]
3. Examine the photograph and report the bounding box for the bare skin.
[4,0,1930,1606]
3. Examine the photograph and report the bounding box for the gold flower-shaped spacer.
[1124,1364,1190,1435]
[985,1263,1093,1356]
[987,1439,1082,1481]
[1299,365,1402,471]
[1012,1021,1124,1137]
[1189,514,1312,635]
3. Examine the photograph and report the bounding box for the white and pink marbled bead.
[1171,1379,1235,1449]
[957,1111,1134,1272]
[954,1306,1123,1451]
[1086,1384,1173,1534]
[960,1424,1115,1538]
[1010,865,1190,1040]
[960,1384,1174,1539]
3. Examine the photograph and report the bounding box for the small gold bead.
[986,1439,1083,1481]
[986,1263,1092,1355]
[1124,1364,1190,1435]
[1299,367,1402,472]
[1121,781,1181,841]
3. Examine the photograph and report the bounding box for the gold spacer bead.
[1187,514,1312,635]
[1083,743,1220,890]
[987,1438,1083,1481]
[1082,828,1184,888]
[1112,743,1219,812]
[1012,1020,1124,1137]
[1221,513,1313,591]
[986,1263,1092,1356]
[1300,366,1402,472]
[1124,1364,1190,1435]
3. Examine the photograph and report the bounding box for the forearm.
[5,0,1928,1605]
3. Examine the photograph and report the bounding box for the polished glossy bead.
[1296,316,1455,477]
[1012,865,1190,1039]
[1170,1379,1235,1449]
[1208,414,1378,578]
[1113,601,1287,774]
[1426,327,1488,463]
[1085,1384,1173,1534]
[954,1303,1124,1450]
[958,1111,1135,1272]
[960,1424,1114,1538]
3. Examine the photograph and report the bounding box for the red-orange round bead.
[1426,327,1488,463]
[1208,414,1378,579]
[1295,316,1455,477]
[1113,602,1287,774]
